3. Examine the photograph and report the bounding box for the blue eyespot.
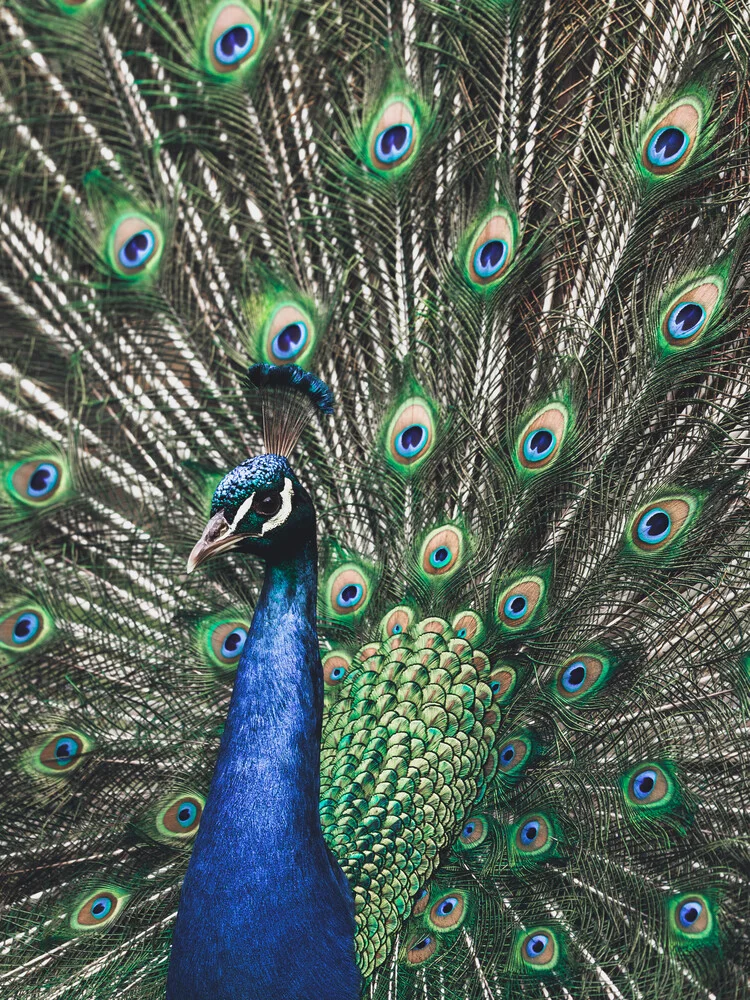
[395,424,428,459]
[473,239,508,279]
[500,743,515,766]
[503,594,528,620]
[429,546,452,569]
[435,896,458,918]
[490,680,501,694]
[118,229,155,270]
[271,321,308,361]
[462,821,476,839]
[412,935,432,950]
[667,302,705,340]
[523,428,556,463]
[26,462,59,499]
[526,933,549,958]
[520,820,539,845]
[54,736,80,768]
[90,896,113,921]
[329,666,346,681]
[375,124,413,164]
[176,802,198,828]
[679,900,703,928]
[561,660,586,693]
[214,24,255,65]
[220,627,248,660]
[391,623,403,634]
[647,126,689,168]
[416,887,428,901]
[637,507,671,544]
[632,769,657,800]
[12,612,40,645]
[337,583,363,608]
[456,627,467,639]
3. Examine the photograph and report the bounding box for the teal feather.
[1,0,750,997]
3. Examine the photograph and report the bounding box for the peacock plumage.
[1,0,750,996]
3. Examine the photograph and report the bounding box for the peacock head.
[187,453,314,571]
[187,364,333,573]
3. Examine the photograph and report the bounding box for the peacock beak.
[187,510,244,574]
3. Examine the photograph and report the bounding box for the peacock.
[1,0,749,996]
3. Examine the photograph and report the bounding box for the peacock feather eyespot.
[457,814,489,849]
[403,932,437,965]
[509,813,558,864]
[380,605,415,640]
[669,893,715,944]
[324,564,372,621]
[451,610,484,644]
[322,651,351,687]
[258,302,316,366]
[629,495,698,553]
[554,653,609,702]
[489,665,517,705]
[156,794,205,839]
[641,97,703,177]
[412,885,430,916]
[385,397,436,472]
[426,890,468,932]
[419,526,464,579]
[71,888,129,932]
[5,456,68,508]
[465,210,516,288]
[205,3,261,75]
[518,927,559,970]
[497,737,531,775]
[108,214,163,280]
[496,575,545,630]
[366,98,419,175]
[0,606,53,653]
[659,278,723,351]
[515,404,569,473]
[28,729,92,777]
[623,762,676,809]
[204,618,251,669]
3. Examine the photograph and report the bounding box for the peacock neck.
[167,534,361,1000]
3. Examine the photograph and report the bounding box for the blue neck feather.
[167,537,360,1000]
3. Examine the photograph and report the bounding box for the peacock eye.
[220,626,247,660]
[646,126,689,168]
[251,492,282,517]
[375,123,413,164]
[404,932,437,964]
[636,507,670,545]
[429,546,452,569]
[396,423,428,459]
[392,623,403,634]
[337,583,363,608]
[499,743,515,765]
[52,736,80,767]
[631,768,658,800]
[667,302,705,339]
[118,229,156,270]
[11,612,41,645]
[214,23,255,64]
[429,891,466,929]
[271,321,308,361]
[503,594,527,620]
[33,730,90,776]
[458,815,487,847]
[473,239,508,279]
[26,462,59,498]
[523,428,556,463]
[679,900,702,929]
[9,459,64,505]
[520,820,539,844]
[525,933,550,959]
[560,659,586,693]
[72,888,128,931]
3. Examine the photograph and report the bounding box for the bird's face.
[187,454,313,572]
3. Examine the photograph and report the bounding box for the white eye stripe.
[228,477,295,534]
[231,491,255,530]
[261,478,294,534]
